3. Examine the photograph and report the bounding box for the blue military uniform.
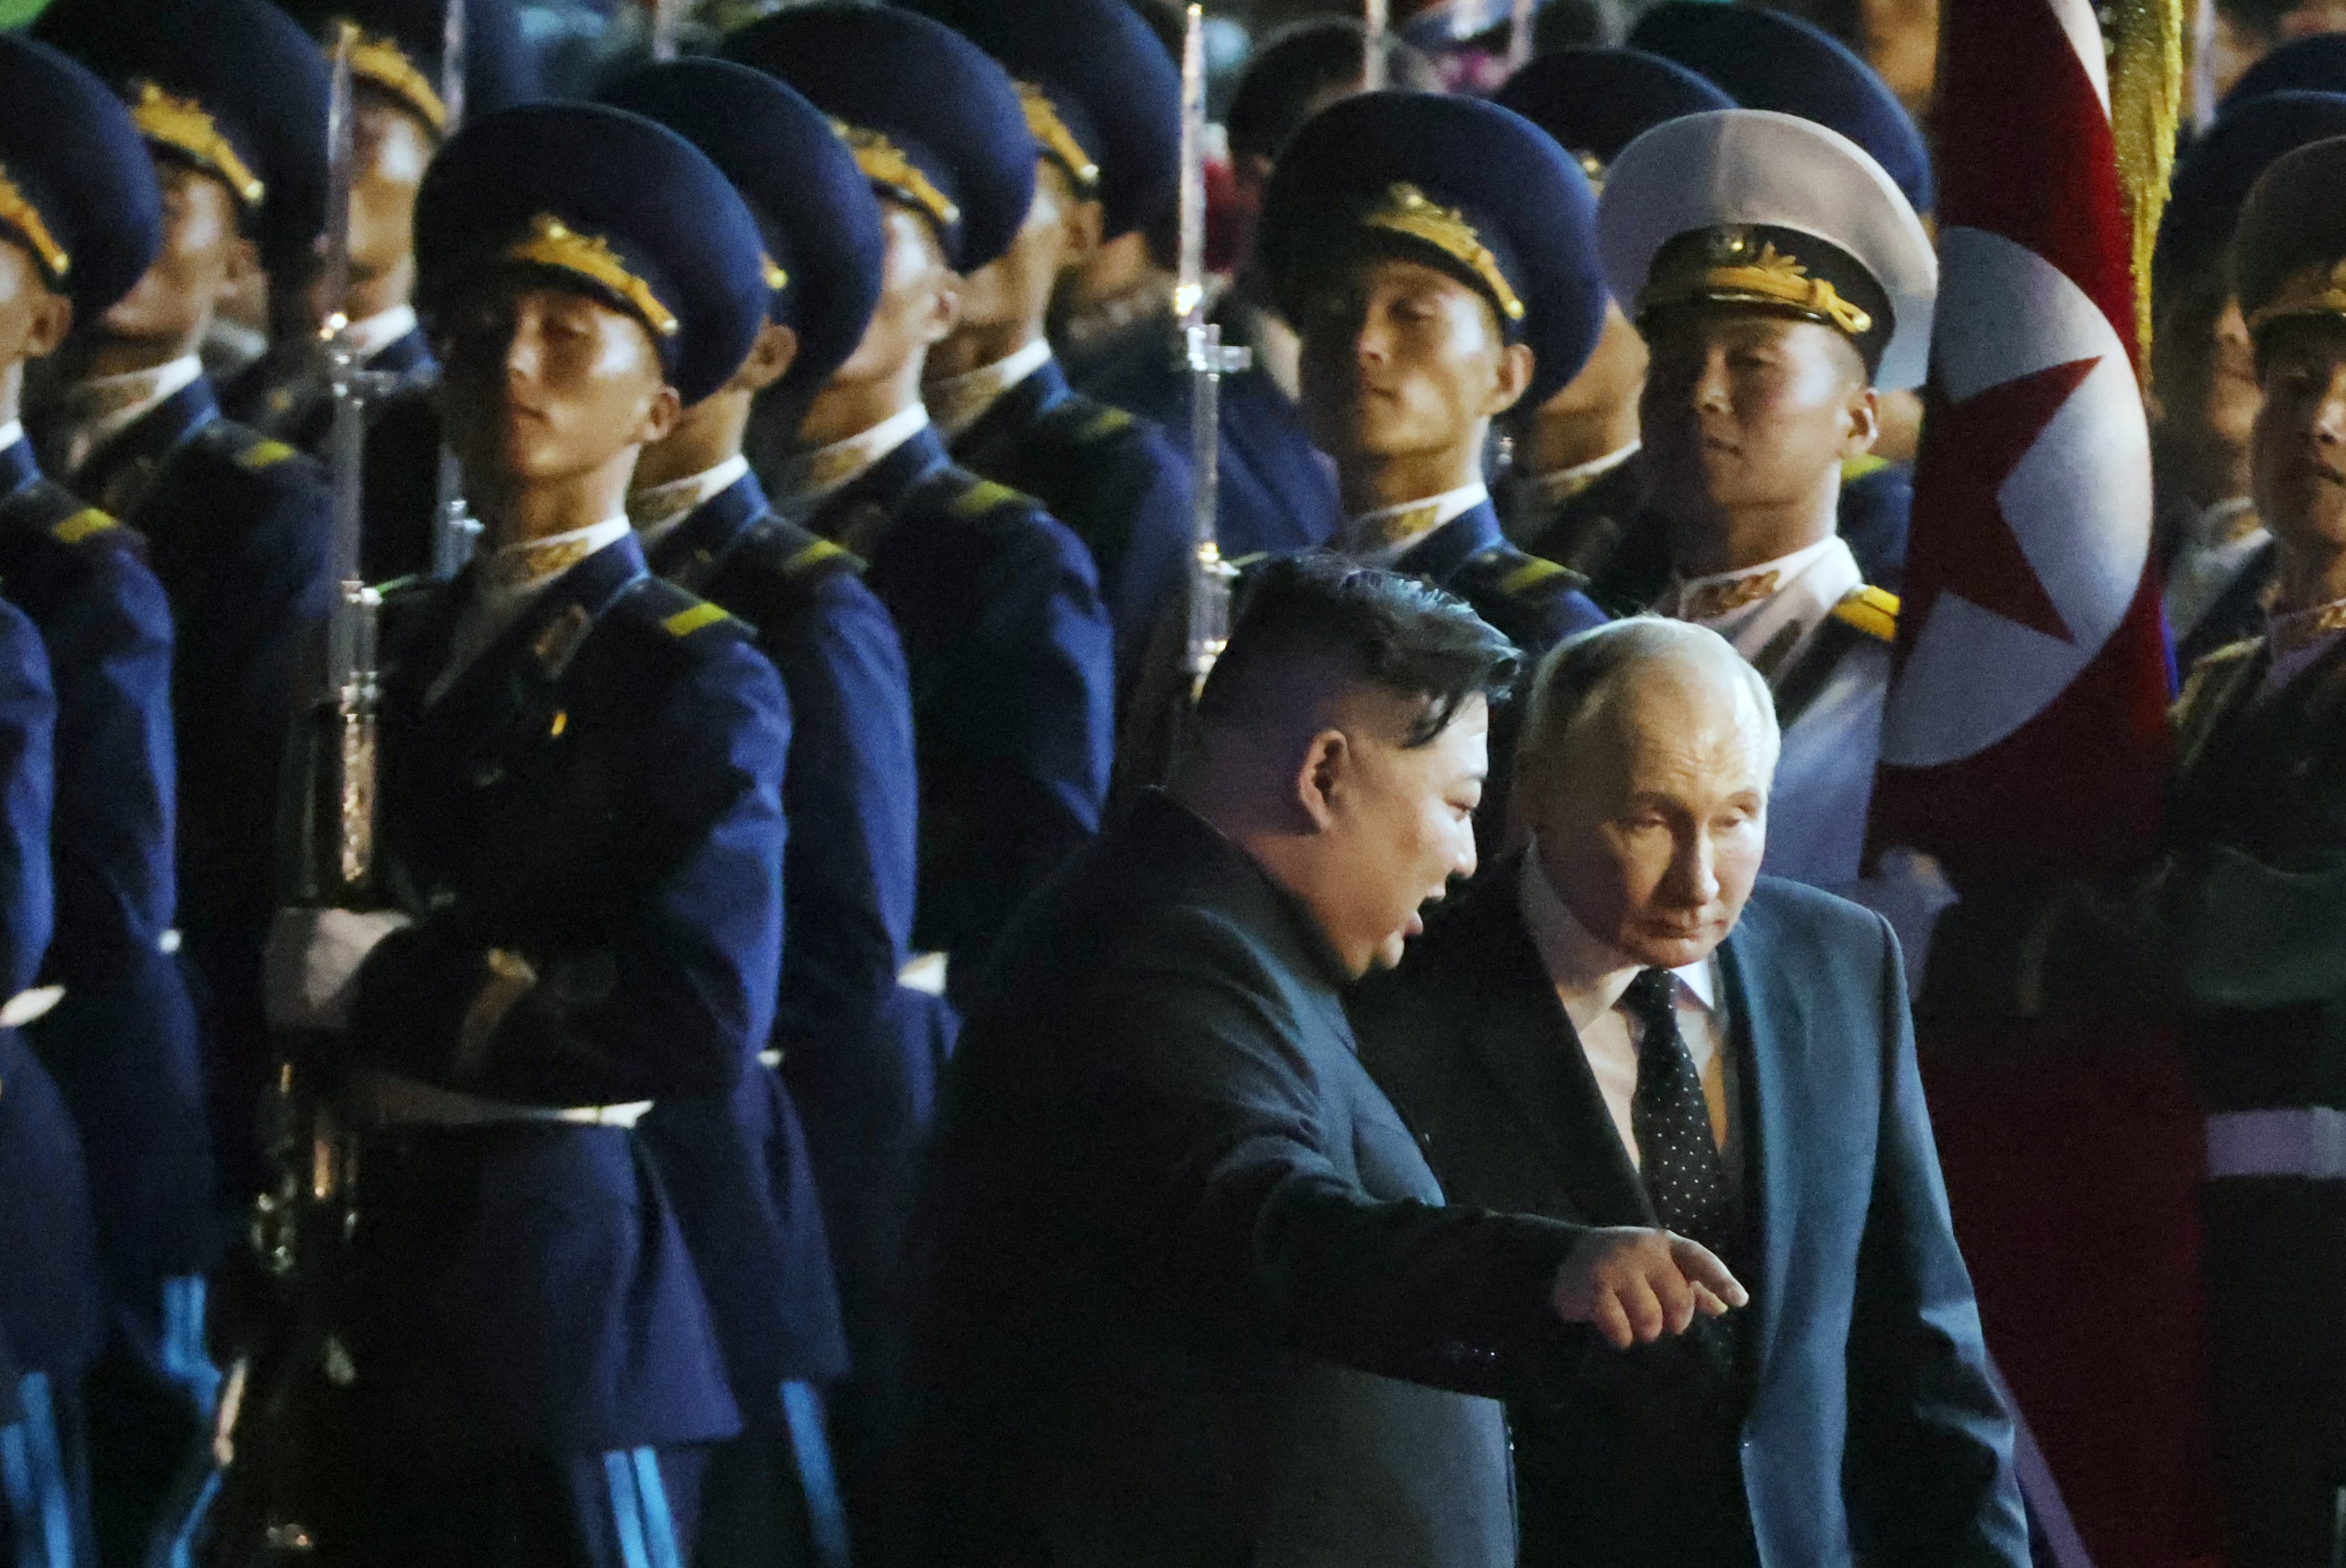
[0,35,217,1566]
[222,0,538,453]
[597,56,920,1567]
[0,599,90,1568]
[1629,1,1933,584]
[305,102,788,1567]
[32,0,338,1214]
[725,5,1117,1013]
[904,0,1195,677]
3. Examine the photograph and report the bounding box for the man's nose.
[1666,831,1720,904]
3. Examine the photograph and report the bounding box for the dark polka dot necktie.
[1623,968,1729,1251]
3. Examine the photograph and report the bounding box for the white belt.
[348,1068,651,1131]
[2206,1107,2346,1180]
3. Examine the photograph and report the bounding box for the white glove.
[264,907,412,1031]
[1848,846,1959,1000]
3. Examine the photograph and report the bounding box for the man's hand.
[1552,1226,1749,1349]
[264,906,412,1031]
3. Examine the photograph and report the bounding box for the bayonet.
[1178,4,1246,702]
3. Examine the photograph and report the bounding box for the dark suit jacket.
[910,793,1593,1568]
[1352,863,2028,1568]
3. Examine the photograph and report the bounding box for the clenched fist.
[1552,1226,1748,1349]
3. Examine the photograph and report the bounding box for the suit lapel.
[1458,869,1654,1226]
[1718,904,1805,1385]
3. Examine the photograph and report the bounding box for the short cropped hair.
[1198,553,1520,748]
[1518,616,1780,780]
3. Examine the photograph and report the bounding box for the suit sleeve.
[349,640,790,1106]
[1846,909,2031,1568]
[1088,909,1591,1398]
[0,601,54,995]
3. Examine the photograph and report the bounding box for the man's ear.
[23,290,72,362]
[631,381,684,448]
[1060,199,1105,277]
[219,234,263,308]
[731,320,800,396]
[922,274,963,347]
[1293,727,1350,831]
[1840,382,1882,461]
[1486,340,1536,419]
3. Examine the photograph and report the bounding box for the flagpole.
[1363,0,1387,90]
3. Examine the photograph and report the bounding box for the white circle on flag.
[1879,226,2152,768]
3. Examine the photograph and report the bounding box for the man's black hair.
[1224,18,1437,166]
[1198,553,1520,747]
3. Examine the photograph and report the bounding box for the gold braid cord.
[2107,0,2185,372]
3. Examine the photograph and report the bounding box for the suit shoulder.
[192,417,324,486]
[732,515,868,594]
[923,463,1098,576]
[1453,544,1602,646]
[0,479,145,562]
[1745,875,1891,947]
[607,575,760,668]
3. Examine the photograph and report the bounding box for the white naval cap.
[1596,108,1938,392]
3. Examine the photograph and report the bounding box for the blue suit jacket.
[1353,867,2029,1568]
[53,378,335,1197]
[800,423,1113,1008]
[0,597,100,1382]
[949,357,1193,684]
[338,534,785,1454]
[0,442,214,1313]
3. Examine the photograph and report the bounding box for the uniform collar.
[424,521,640,709]
[928,339,1055,441]
[2265,596,2346,695]
[344,303,419,363]
[1664,534,1860,680]
[477,517,636,595]
[1338,481,1491,567]
[1518,844,1717,1035]
[1393,495,1506,587]
[57,355,204,479]
[641,467,770,588]
[630,454,750,550]
[770,404,931,519]
[1524,440,1641,509]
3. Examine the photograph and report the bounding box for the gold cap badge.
[1357,183,1526,324]
[503,213,679,339]
[128,81,265,209]
[829,118,960,232]
[1640,226,1874,339]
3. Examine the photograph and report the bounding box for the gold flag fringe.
[2108,0,2186,375]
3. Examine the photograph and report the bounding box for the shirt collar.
[770,404,930,516]
[1665,534,1860,676]
[1525,440,1640,509]
[2265,596,2346,695]
[63,354,204,473]
[928,339,1053,441]
[344,303,419,362]
[0,421,26,457]
[1338,481,1490,568]
[629,453,750,551]
[1518,845,1717,1039]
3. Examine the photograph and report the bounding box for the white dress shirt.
[1337,481,1490,568]
[1522,440,1641,511]
[1518,847,1731,1169]
[344,303,420,362]
[768,403,930,524]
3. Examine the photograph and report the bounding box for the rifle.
[200,27,384,1562]
[1177,4,1246,706]
[432,0,484,580]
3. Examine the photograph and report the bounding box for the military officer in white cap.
[1595,108,1937,891]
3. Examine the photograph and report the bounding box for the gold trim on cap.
[503,213,679,339]
[341,25,449,132]
[2248,258,2346,333]
[0,165,67,281]
[1640,227,1873,338]
[828,118,960,232]
[128,81,265,209]
[1016,82,1098,192]
[1358,183,1526,323]
[761,254,789,294]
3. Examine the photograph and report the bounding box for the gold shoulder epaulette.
[1076,405,1132,444]
[233,436,298,473]
[782,537,851,580]
[1496,555,1571,598]
[661,600,731,639]
[1831,584,1900,643]
[947,478,1023,520]
[2196,633,2265,668]
[50,508,116,545]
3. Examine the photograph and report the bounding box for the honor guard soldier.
[224,0,539,453]
[263,101,788,1566]
[904,0,1194,681]
[1597,108,1935,891]
[1925,132,2346,1568]
[1489,48,1731,613]
[597,56,913,1568]
[1632,1,1933,591]
[0,35,216,1568]
[2152,91,2346,668]
[0,605,82,1568]
[724,5,1117,1013]
[29,0,338,1204]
